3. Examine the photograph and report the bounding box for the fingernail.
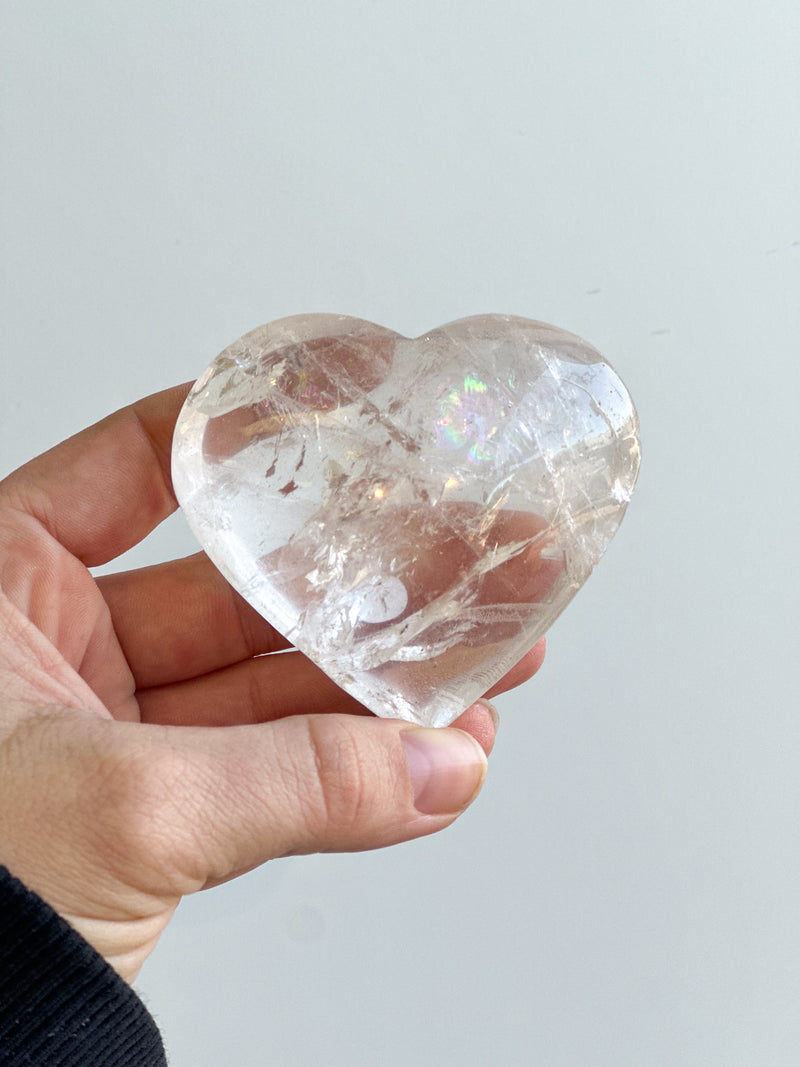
[401,727,488,815]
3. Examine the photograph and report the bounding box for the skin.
[0,383,545,983]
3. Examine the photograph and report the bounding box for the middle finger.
[97,552,291,688]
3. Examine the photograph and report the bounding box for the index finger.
[0,383,191,567]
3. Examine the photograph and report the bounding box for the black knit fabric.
[0,866,166,1066]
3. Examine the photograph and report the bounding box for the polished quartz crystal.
[172,314,641,726]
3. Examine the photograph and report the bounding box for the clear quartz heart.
[172,314,640,727]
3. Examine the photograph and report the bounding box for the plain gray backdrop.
[2,2,799,1065]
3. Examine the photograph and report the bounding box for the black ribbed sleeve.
[0,866,166,1066]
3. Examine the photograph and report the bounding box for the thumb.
[164,712,490,889]
[0,707,491,981]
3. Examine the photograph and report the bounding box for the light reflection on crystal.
[172,314,640,727]
[434,372,513,464]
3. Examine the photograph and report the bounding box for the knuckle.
[302,715,371,842]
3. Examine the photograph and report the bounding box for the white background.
[2,2,799,1064]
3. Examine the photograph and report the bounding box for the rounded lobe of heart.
[200,332,396,462]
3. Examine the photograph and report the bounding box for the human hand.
[0,385,545,983]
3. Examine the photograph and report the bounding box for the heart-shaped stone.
[172,314,640,727]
